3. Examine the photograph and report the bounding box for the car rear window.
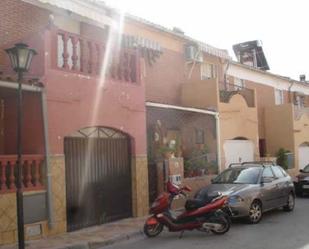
[272,166,285,178]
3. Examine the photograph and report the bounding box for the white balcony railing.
[294,106,309,120]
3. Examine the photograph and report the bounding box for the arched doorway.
[64,127,132,232]
[223,137,255,168]
[298,142,309,170]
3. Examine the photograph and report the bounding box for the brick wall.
[245,80,275,139]
[0,0,49,46]
[0,0,50,63]
[145,48,224,106]
[145,48,186,105]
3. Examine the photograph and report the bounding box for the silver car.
[196,162,295,223]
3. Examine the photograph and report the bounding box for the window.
[272,166,285,178]
[201,63,217,80]
[212,167,261,184]
[262,167,274,178]
[295,95,305,108]
[234,77,245,90]
[275,89,284,105]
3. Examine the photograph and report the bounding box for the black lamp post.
[5,43,37,249]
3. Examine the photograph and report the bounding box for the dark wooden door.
[64,130,132,232]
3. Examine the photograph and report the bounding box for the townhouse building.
[0,0,159,243]
[0,0,308,246]
[228,58,309,176]
[123,16,260,201]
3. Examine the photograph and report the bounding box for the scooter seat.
[185,199,205,211]
[185,193,221,211]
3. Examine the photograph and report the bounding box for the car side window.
[272,166,285,178]
[262,167,274,178]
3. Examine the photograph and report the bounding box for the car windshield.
[213,167,261,184]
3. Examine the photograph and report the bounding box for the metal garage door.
[64,127,132,232]
[298,144,309,170]
[223,139,255,168]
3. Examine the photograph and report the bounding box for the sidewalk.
[1,217,146,249]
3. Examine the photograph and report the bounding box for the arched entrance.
[298,142,309,170]
[64,127,132,232]
[223,137,255,168]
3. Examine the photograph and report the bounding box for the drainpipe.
[40,89,54,228]
[187,45,202,80]
[215,113,222,173]
[288,79,295,104]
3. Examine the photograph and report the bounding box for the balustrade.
[0,155,45,193]
[56,29,139,83]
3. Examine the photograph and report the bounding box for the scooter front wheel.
[144,223,164,237]
[210,215,230,235]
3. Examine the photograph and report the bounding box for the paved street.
[105,197,309,249]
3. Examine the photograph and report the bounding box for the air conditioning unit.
[185,45,203,63]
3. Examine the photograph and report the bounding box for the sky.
[103,0,309,80]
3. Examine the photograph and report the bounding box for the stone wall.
[0,153,149,246]
[0,193,17,244]
[131,155,149,217]
[44,155,67,236]
[0,155,67,246]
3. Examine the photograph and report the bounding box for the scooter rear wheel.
[210,215,230,235]
[144,223,164,237]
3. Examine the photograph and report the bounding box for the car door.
[260,167,277,210]
[271,166,287,207]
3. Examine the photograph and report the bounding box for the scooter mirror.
[167,181,180,194]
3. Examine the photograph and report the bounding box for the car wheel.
[247,200,262,224]
[283,193,295,212]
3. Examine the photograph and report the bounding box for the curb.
[63,230,144,249]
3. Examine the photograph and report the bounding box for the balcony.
[218,82,255,108]
[181,78,256,110]
[0,29,138,86]
[55,29,139,83]
[0,154,45,193]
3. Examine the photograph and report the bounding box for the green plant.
[158,145,176,159]
[207,161,218,174]
[184,160,192,172]
[276,148,290,170]
[190,145,209,170]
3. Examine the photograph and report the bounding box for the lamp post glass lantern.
[5,43,37,72]
[5,43,37,249]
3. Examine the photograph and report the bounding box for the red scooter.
[144,181,231,237]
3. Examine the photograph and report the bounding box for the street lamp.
[5,43,37,249]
